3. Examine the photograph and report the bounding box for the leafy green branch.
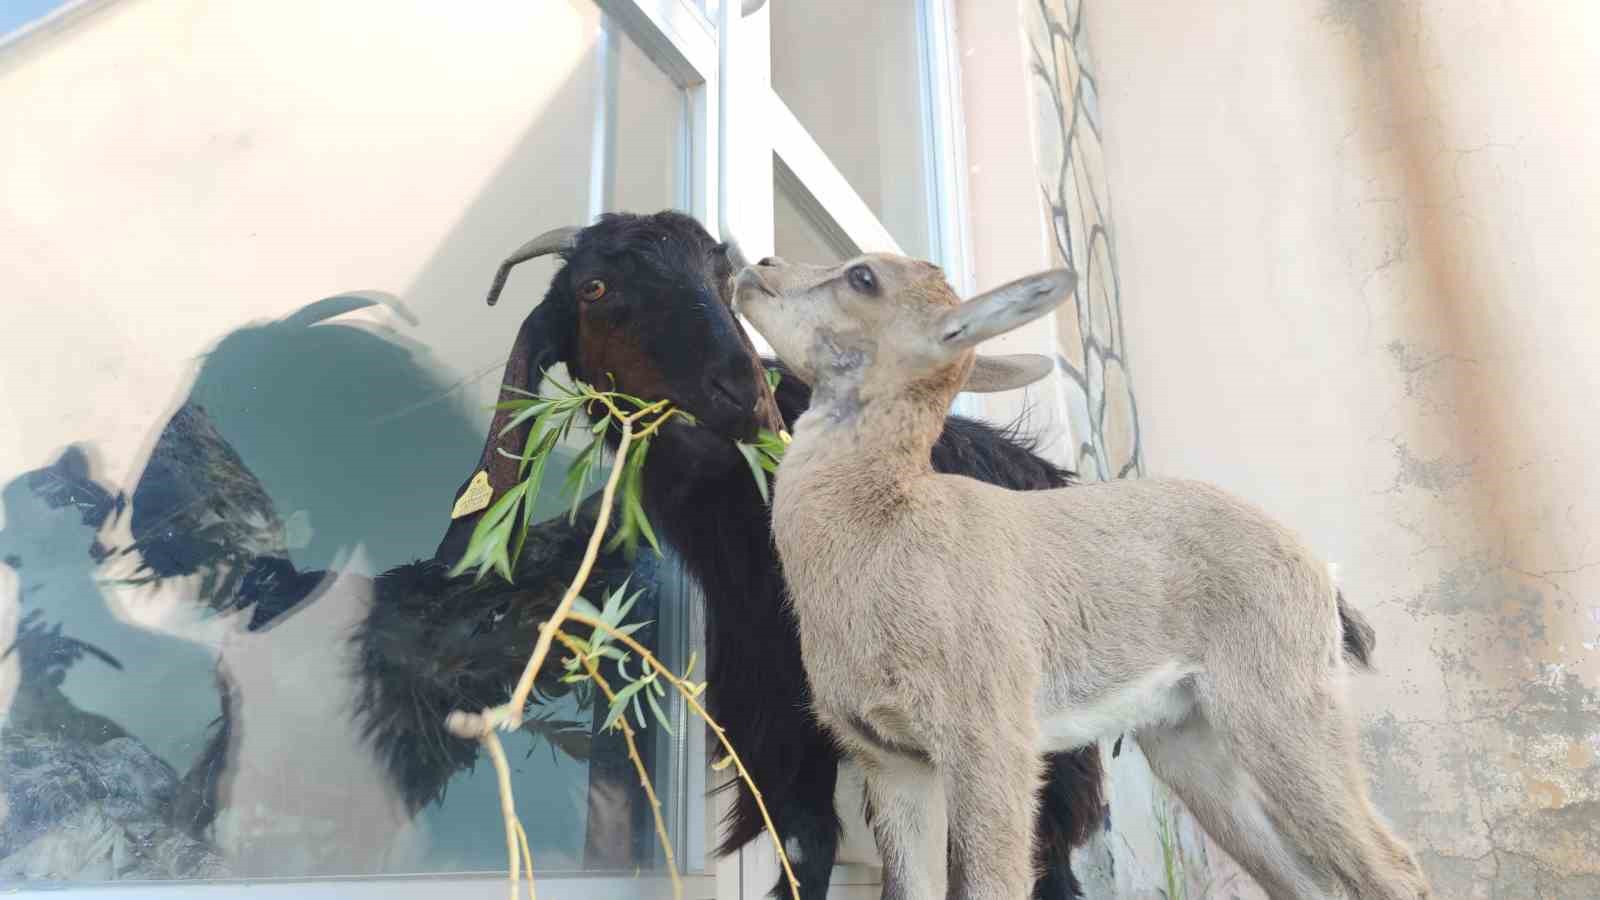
[563,605,800,899]
[449,374,683,585]
[441,371,797,900]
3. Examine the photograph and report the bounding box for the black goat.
[424,211,1106,898]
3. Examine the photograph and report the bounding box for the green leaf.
[633,504,661,556]
[498,400,556,438]
[480,480,529,528]
[593,645,629,664]
[764,368,782,391]
[491,541,514,583]
[602,678,650,732]
[518,431,560,536]
[646,690,674,735]
[558,407,581,444]
[447,483,528,579]
[625,439,661,556]
[608,583,642,626]
[562,436,602,523]
[734,441,770,504]
[607,387,650,408]
[570,595,605,621]
[509,517,531,575]
[517,407,560,475]
[491,398,538,411]
[757,428,789,455]
[542,372,579,397]
[604,437,653,556]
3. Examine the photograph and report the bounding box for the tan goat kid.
[733,254,1430,900]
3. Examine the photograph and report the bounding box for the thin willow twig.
[515,821,536,900]
[568,611,801,900]
[444,399,679,900]
[554,630,681,898]
[481,730,523,900]
[442,393,781,900]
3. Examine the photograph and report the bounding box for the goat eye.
[579,279,607,302]
[846,265,877,295]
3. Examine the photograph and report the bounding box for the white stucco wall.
[1086,1,1600,895]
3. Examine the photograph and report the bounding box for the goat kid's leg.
[1138,714,1331,899]
[1203,677,1431,900]
[944,729,1042,900]
[861,755,947,900]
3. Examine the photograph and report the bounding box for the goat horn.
[485,226,582,307]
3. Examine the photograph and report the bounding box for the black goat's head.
[439,212,782,560]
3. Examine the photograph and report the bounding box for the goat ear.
[962,353,1055,393]
[934,269,1075,350]
[434,300,575,565]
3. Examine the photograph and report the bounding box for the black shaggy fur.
[349,492,668,866]
[353,493,655,812]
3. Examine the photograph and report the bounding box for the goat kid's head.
[733,253,1072,411]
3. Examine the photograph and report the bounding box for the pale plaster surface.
[1079,1,1600,895]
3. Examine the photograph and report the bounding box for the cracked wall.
[1079,0,1600,895]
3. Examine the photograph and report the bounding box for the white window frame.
[17,2,971,897]
[600,0,978,895]
[713,0,977,895]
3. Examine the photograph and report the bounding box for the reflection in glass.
[0,297,681,880]
[0,0,690,885]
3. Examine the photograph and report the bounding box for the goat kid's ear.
[962,353,1055,393]
[934,269,1075,350]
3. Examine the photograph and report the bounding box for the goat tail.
[1336,588,1377,671]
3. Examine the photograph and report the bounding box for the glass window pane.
[775,174,849,265]
[771,0,935,260]
[0,0,690,885]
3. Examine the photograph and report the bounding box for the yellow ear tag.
[451,470,494,519]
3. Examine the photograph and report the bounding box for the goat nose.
[758,256,785,267]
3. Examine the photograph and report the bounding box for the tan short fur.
[735,254,1430,900]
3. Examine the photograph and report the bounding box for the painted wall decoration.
[1022,2,1253,896]
[1027,0,1143,484]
